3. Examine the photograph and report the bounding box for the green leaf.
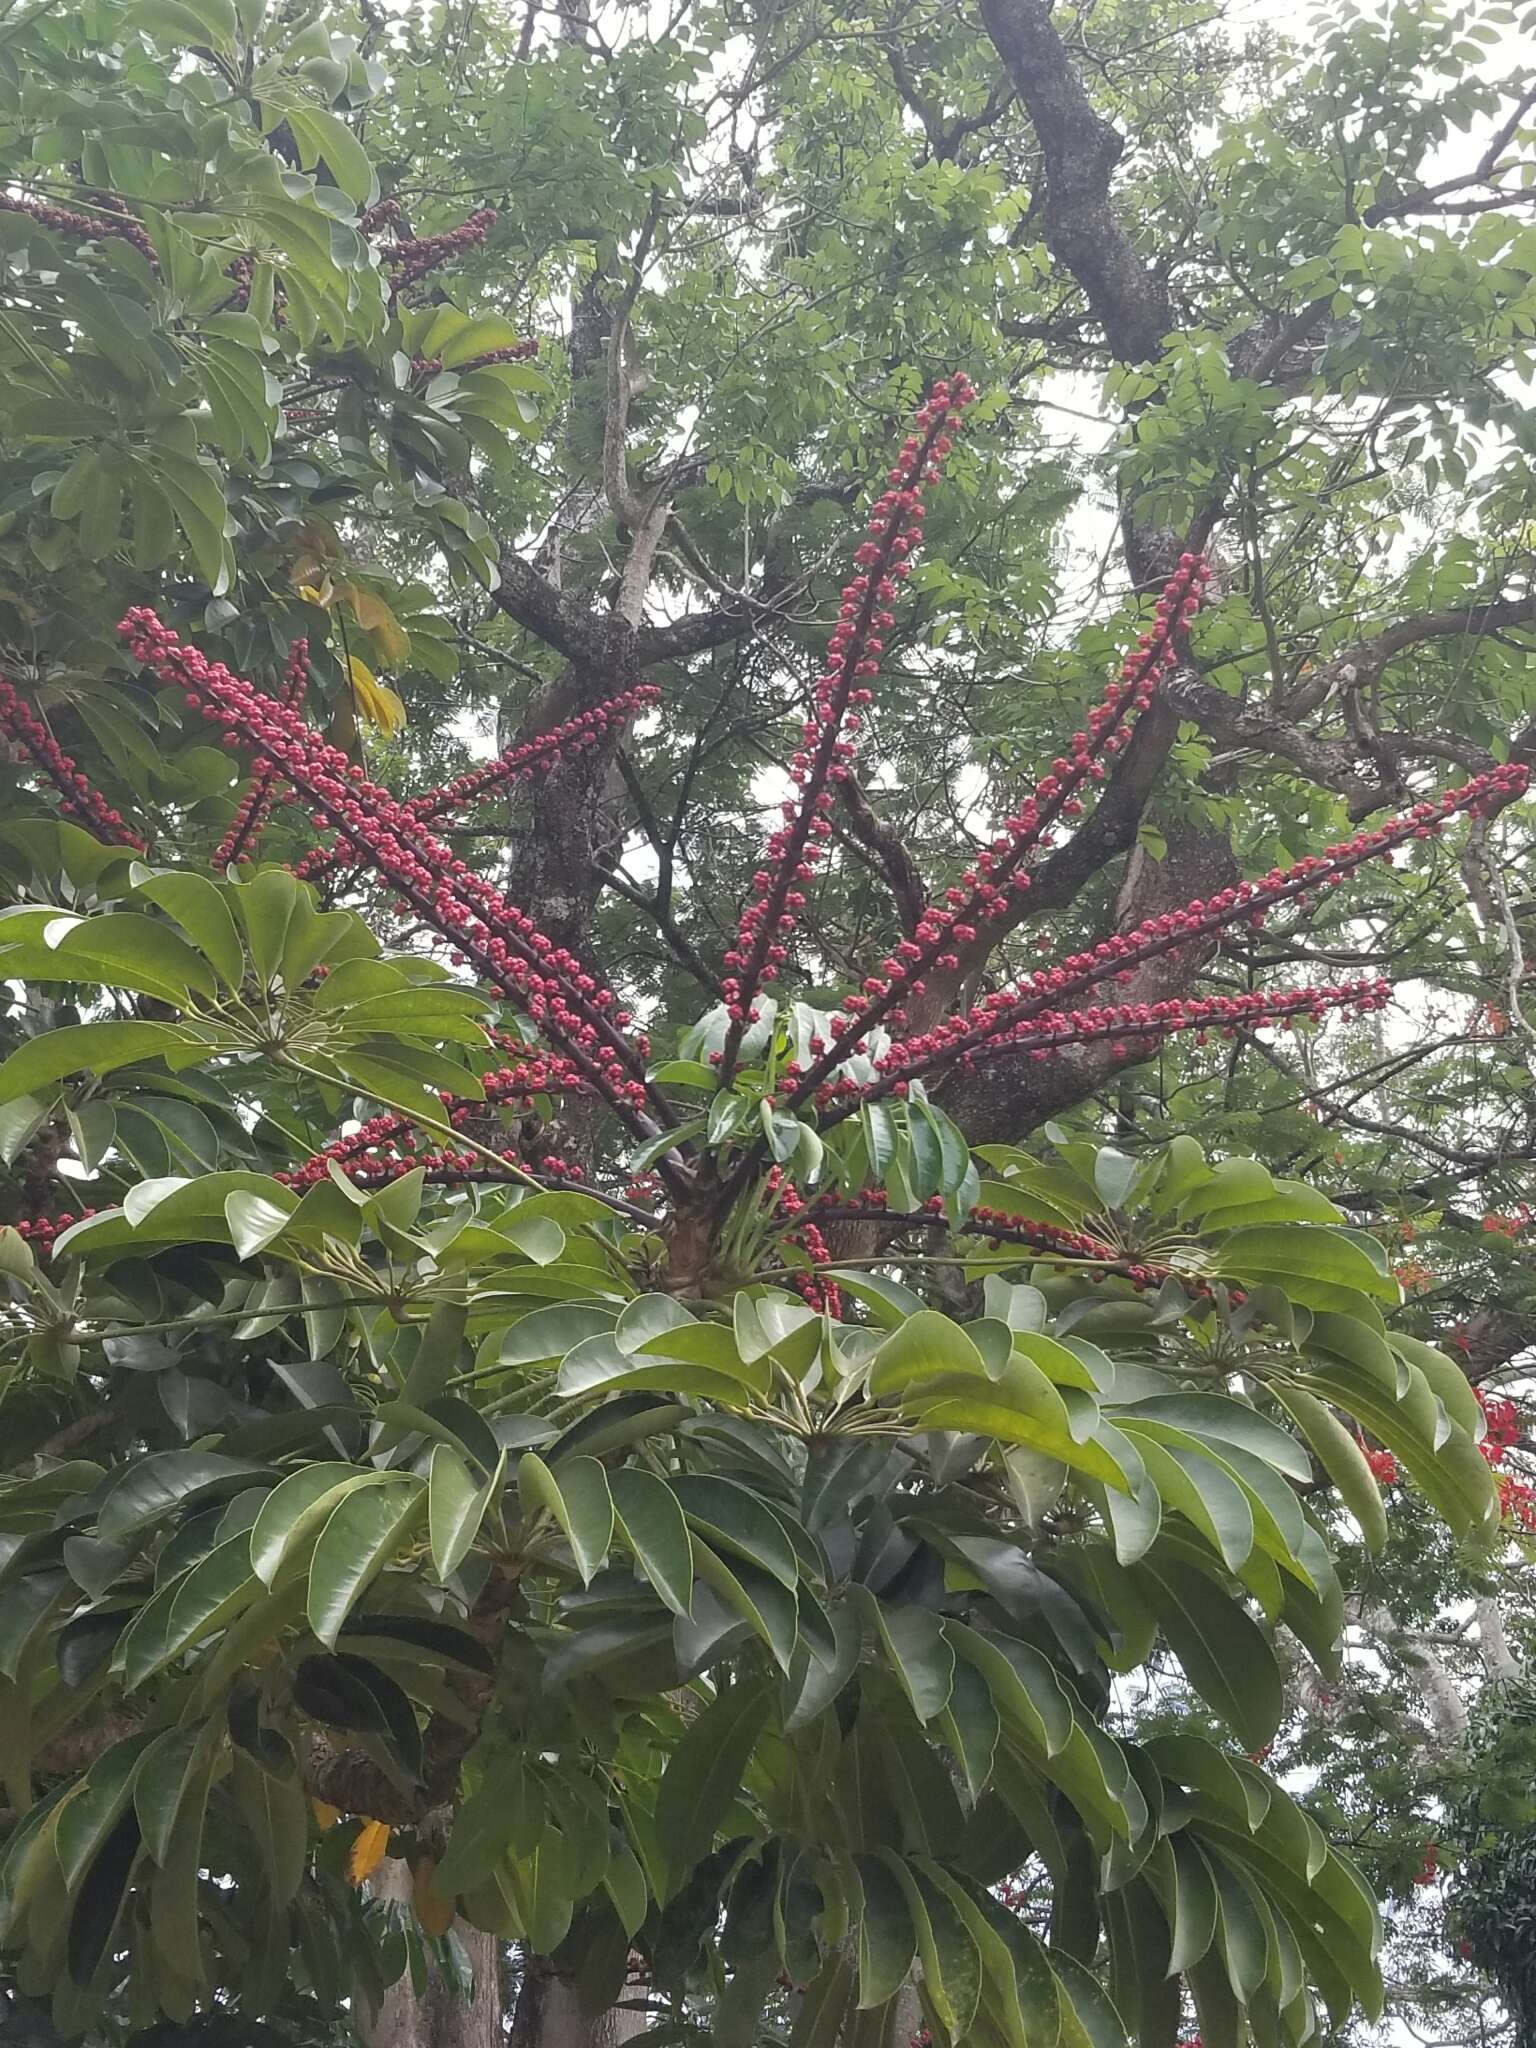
[609,1467,694,1616]
[1215,1225,1398,1303]
[286,107,376,206]
[857,1589,954,1723]
[225,1189,298,1259]
[98,1452,268,1542]
[875,1851,982,2036]
[119,1534,260,1688]
[0,1021,195,1104]
[517,1453,614,1585]
[1273,1387,1388,1552]
[249,1465,379,1585]
[672,1474,798,1589]
[306,1477,426,1648]
[653,1681,771,1896]
[853,1854,916,2007]
[429,1444,505,1581]
[1138,1552,1281,1751]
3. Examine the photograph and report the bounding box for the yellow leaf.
[336,581,412,667]
[412,1855,455,1937]
[348,1818,392,1885]
[348,654,406,736]
[297,580,336,609]
[311,1800,340,1831]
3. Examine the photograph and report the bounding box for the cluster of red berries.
[719,375,978,1043]
[410,339,541,377]
[791,553,1213,1092]
[10,1211,96,1257]
[296,682,657,883]
[846,978,1391,1105]
[117,610,658,1133]
[213,640,311,870]
[762,1166,841,1316]
[0,190,157,269]
[360,198,406,235]
[380,208,497,288]
[0,678,143,849]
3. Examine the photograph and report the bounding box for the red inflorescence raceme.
[295,681,658,883]
[789,551,1215,1097]
[717,375,978,1069]
[116,610,668,1145]
[411,339,541,377]
[0,190,157,269]
[811,764,1526,1125]
[763,1166,842,1317]
[280,1055,592,1191]
[0,678,144,849]
[831,978,1392,1109]
[213,639,311,870]
[808,1188,1192,1294]
[380,208,497,288]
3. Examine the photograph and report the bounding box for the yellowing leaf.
[337,581,411,667]
[348,655,406,736]
[290,520,342,588]
[348,1818,391,1885]
[413,1854,455,1936]
[297,580,336,608]
[311,1799,340,1831]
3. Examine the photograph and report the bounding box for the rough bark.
[509,1954,649,2048]
[363,1859,501,2048]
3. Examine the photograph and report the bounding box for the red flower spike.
[115,609,673,1147]
[0,678,144,849]
[380,208,497,289]
[821,762,1527,1122]
[718,375,978,1076]
[0,190,157,269]
[788,551,1215,1107]
[213,639,311,870]
[294,681,658,884]
[842,977,1392,1110]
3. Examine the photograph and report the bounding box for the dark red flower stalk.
[716,374,978,1078]
[785,553,1214,1105]
[833,976,1391,1111]
[762,1166,842,1316]
[281,1055,594,1190]
[818,762,1527,1126]
[360,198,406,236]
[809,1190,1178,1291]
[0,678,144,849]
[411,339,540,377]
[116,610,673,1149]
[294,681,657,884]
[0,191,157,269]
[213,640,311,870]
[380,208,497,288]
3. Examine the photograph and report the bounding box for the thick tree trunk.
[509,1954,649,2048]
[364,1859,501,2048]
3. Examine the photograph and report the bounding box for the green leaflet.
[653,1682,771,1897]
[306,1478,426,1648]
